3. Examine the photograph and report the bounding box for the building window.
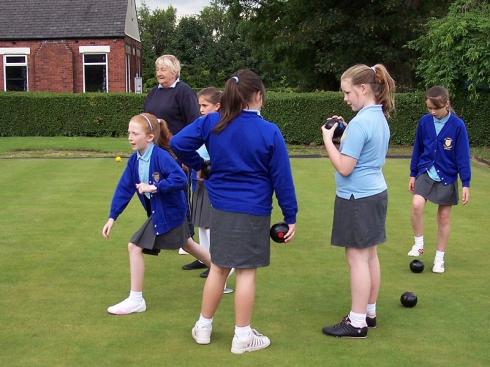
[4,55,28,91]
[126,53,131,92]
[83,54,108,92]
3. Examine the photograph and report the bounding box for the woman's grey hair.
[155,54,181,77]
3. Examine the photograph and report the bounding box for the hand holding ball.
[323,117,346,139]
[270,222,289,243]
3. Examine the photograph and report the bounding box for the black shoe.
[366,316,377,328]
[322,317,368,338]
[199,269,210,278]
[182,260,207,270]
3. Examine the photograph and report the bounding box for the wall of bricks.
[0,37,141,93]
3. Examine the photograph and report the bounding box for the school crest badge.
[152,172,160,183]
[443,137,453,150]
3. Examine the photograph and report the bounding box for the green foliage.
[0,93,144,137]
[137,4,178,83]
[137,1,258,89]
[408,0,490,98]
[222,0,452,90]
[1,92,488,146]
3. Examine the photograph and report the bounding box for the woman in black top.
[144,54,200,135]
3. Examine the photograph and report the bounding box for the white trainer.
[107,298,146,315]
[432,259,445,273]
[192,323,212,344]
[231,329,271,354]
[178,247,189,255]
[408,244,424,257]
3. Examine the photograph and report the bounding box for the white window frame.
[79,46,110,93]
[3,54,29,92]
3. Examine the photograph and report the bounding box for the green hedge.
[0,91,488,145]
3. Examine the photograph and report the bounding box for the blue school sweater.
[109,146,188,235]
[170,111,298,224]
[410,113,471,187]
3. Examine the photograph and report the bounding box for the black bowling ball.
[270,222,289,243]
[400,291,418,308]
[201,160,212,179]
[323,117,346,139]
[410,259,425,273]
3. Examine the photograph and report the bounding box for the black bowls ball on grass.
[409,259,425,273]
[400,291,418,308]
[270,222,289,243]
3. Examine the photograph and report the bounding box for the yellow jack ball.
[115,156,122,162]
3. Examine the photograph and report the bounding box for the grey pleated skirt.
[210,208,271,268]
[331,190,388,248]
[191,182,212,228]
[130,216,189,256]
[414,172,458,205]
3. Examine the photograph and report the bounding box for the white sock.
[367,303,376,318]
[414,235,424,248]
[235,325,252,339]
[129,290,143,302]
[435,250,445,262]
[349,311,367,328]
[198,227,210,252]
[197,314,213,328]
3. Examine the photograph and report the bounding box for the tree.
[221,0,453,90]
[408,0,490,98]
[137,3,177,87]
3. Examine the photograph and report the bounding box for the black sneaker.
[182,260,207,270]
[366,316,376,328]
[199,269,210,278]
[322,317,368,338]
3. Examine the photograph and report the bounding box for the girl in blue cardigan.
[408,86,471,273]
[171,70,298,354]
[101,113,210,315]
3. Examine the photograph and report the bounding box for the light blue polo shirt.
[336,104,390,199]
[427,112,451,182]
[137,143,154,198]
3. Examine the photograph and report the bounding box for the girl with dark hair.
[407,86,471,273]
[170,69,298,354]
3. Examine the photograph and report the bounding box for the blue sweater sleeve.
[154,152,188,193]
[455,123,471,187]
[109,160,136,220]
[269,129,298,224]
[170,117,206,170]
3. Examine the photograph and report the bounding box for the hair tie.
[140,114,153,131]
[231,76,239,84]
[370,66,376,73]
[157,118,162,124]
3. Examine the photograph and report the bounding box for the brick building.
[0,0,141,93]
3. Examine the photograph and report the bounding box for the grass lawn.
[0,144,489,366]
